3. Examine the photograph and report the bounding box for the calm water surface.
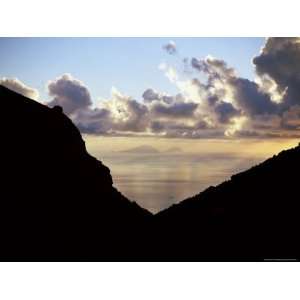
[94,152,264,213]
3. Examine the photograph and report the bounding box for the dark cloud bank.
[2,38,300,139]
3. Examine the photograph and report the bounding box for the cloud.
[192,56,236,78]
[214,101,241,124]
[55,83,150,135]
[168,39,300,138]
[104,88,149,132]
[72,108,111,135]
[142,88,180,105]
[163,40,177,55]
[151,101,198,118]
[190,56,277,116]
[45,73,211,138]
[0,78,39,100]
[253,37,300,108]
[47,74,92,115]
[281,105,300,130]
[10,37,297,139]
[142,88,160,102]
[149,119,221,139]
[228,77,278,116]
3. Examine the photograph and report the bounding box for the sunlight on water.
[86,137,299,213]
[98,152,263,213]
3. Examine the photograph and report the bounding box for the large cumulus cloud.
[174,40,300,138]
[47,74,92,115]
[103,88,149,132]
[253,38,300,108]
[45,75,150,136]
[189,55,278,117]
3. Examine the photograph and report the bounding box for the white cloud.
[47,73,92,115]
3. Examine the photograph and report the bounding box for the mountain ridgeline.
[154,144,300,260]
[0,85,151,260]
[1,85,299,261]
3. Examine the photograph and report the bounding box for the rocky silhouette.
[0,85,151,260]
[154,145,300,261]
[1,84,299,261]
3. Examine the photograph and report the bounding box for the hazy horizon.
[86,137,298,212]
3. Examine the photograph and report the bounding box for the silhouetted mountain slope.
[1,85,300,261]
[0,85,151,260]
[154,144,300,260]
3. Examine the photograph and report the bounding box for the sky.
[0,37,263,101]
[1,37,300,211]
[2,37,300,140]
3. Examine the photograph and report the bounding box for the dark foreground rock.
[0,85,151,260]
[154,143,300,261]
[1,85,300,261]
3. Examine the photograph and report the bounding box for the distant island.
[1,85,299,262]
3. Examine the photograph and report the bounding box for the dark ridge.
[154,143,300,261]
[0,85,151,260]
[1,84,300,261]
